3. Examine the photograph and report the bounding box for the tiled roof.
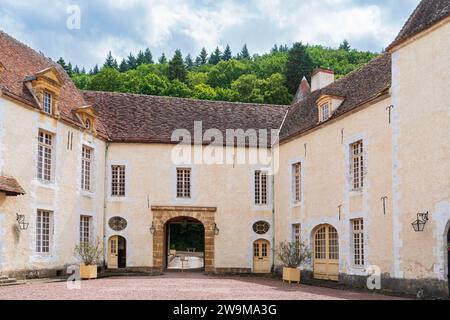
[82,91,288,147]
[387,0,450,51]
[0,31,108,137]
[280,53,391,142]
[0,176,25,196]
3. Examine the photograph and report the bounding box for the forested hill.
[60,41,378,106]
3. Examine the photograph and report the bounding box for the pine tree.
[81,67,86,74]
[168,49,187,82]
[119,58,129,72]
[285,42,314,95]
[184,54,194,69]
[158,53,167,64]
[271,44,279,54]
[222,44,232,61]
[103,51,118,69]
[209,47,222,65]
[198,48,208,65]
[91,64,100,75]
[73,65,80,74]
[339,40,351,52]
[56,57,67,70]
[66,62,73,75]
[136,50,146,66]
[237,44,250,60]
[126,53,137,69]
[144,48,154,64]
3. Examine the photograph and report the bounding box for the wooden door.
[108,236,118,269]
[253,239,270,273]
[313,225,339,281]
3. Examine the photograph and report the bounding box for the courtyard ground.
[0,272,408,300]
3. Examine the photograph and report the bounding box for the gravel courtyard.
[0,273,406,300]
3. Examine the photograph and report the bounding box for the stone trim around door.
[151,206,217,273]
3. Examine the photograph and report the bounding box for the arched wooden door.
[108,236,126,269]
[313,225,339,281]
[253,239,270,273]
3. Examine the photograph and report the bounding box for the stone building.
[0,0,449,298]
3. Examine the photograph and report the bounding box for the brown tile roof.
[0,31,108,137]
[0,176,25,196]
[387,0,450,51]
[280,53,391,142]
[82,91,288,147]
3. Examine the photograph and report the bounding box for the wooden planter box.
[80,265,97,279]
[282,267,300,284]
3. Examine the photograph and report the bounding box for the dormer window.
[85,119,91,130]
[317,94,345,123]
[43,91,53,114]
[320,103,330,121]
[74,105,97,134]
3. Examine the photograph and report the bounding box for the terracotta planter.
[282,267,300,284]
[80,264,97,279]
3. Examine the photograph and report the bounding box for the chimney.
[293,76,311,103]
[311,68,334,92]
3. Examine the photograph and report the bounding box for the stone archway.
[151,206,216,273]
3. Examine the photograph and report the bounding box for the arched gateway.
[151,206,216,272]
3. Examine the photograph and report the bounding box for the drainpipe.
[102,141,110,268]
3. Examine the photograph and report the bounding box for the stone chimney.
[293,76,311,103]
[311,68,334,92]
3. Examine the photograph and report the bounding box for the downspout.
[102,141,110,268]
[270,107,290,272]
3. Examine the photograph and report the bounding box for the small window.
[85,119,91,130]
[176,168,191,198]
[351,141,364,190]
[81,146,93,191]
[43,91,52,115]
[351,219,364,267]
[37,130,53,181]
[292,224,301,243]
[254,170,268,205]
[111,165,126,196]
[80,216,91,244]
[292,163,301,202]
[36,210,52,253]
[320,103,329,121]
[253,221,270,235]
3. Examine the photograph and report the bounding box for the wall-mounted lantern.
[149,222,155,235]
[214,223,220,236]
[411,212,429,232]
[16,213,29,230]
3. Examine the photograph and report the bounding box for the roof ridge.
[81,90,289,109]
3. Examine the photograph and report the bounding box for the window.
[351,141,364,190]
[292,224,301,244]
[36,210,52,253]
[254,170,268,205]
[176,168,191,198]
[351,219,364,266]
[43,91,52,114]
[292,163,301,202]
[320,103,329,121]
[80,216,91,244]
[111,165,126,196]
[253,221,270,235]
[81,146,93,191]
[37,130,53,181]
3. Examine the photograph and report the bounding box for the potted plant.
[169,244,177,256]
[74,238,103,280]
[276,241,311,284]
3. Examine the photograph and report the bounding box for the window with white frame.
[81,146,93,191]
[292,163,301,203]
[351,218,364,267]
[111,165,126,196]
[254,170,268,205]
[320,103,330,121]
[36,210,52,253]
[43,91,52,115]
[176,168,191,198]
[37,130,53,181]
[80,216,91,244]
[351,140,364,190]
[292,224,301,244]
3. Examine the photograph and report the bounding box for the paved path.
[0,273,407,300]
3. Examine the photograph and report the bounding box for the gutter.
[102,141,110,267]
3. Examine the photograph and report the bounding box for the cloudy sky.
[0,0,420,69]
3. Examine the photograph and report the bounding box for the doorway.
[253,239,270,273]
[165,217,205,271]
[108,235,126,269]
[313,225,339,281]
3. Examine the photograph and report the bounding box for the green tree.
[168,50,187,82]
[184,54,194,69]
[119,59,129,72]
[209,47,222,65]
[187,72,208,88]
[165,80,192,98]
[158,53,167,64]
[136,50,146,66]
[103,51,118,70]
[88,67,122,92]
[214,87,238,102]
[140,73,169,95]
[261,73,292,105]
[197,47,208,65]
[207,59,248,88]
[222,44,232,61]
[339,40,351,52]
[90,64,100,75]
[126,53,138,69]
[285,42,314,95]
[193,84,217,100]
[144,48,154,64]
[231,74,263,103]
[237,44,250,60]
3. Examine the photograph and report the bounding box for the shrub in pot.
[74,238,103,279]
[276,241,311,284]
